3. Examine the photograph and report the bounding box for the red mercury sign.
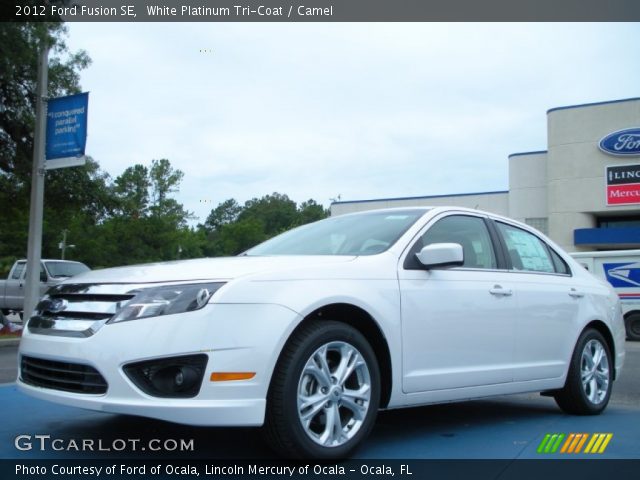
[607,183,640,205]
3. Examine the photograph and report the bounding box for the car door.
[5,261,26,310]
[39,262,53,297]
[493,220,579,382]
[398,213,517,393]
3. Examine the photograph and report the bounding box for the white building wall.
[546,98,640,251]
[508,151,548,228]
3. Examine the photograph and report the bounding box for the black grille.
[20,356,108,394]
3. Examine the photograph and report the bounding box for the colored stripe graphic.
[537,433,565,453]
[585,433,613,454]
[537,434,552,453]
[560,433,575,453]
[575,433,589,453]
[539,433,613,454]
[561,433,588,453]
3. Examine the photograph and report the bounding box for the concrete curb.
[0,338,20,348]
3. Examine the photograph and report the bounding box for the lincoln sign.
[600,127,640,156]
[606,164,640,206]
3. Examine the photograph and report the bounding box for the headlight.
[108,282,225,324]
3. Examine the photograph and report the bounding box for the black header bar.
[3,0,640,22]
[3,459,640,480]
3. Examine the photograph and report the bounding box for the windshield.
[246,209,427,256]
[45,261,90,278]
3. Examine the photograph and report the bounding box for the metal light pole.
[23,43,49,321]
[59,229,75,259]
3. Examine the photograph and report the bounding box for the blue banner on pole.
[45,92,89,168]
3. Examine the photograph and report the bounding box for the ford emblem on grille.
[40,298,69,313]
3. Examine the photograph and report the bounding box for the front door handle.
[569,288,584,298]
[489,285,513,296]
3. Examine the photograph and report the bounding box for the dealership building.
[331,97,640,252]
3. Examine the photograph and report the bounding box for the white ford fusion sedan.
[18,207,625,458]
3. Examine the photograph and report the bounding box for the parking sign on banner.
[45,92,89,169]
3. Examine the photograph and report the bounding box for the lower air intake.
[21,356,108,394]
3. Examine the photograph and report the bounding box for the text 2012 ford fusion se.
[18,207,625,458]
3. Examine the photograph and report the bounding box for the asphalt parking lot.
[0,340,638,461]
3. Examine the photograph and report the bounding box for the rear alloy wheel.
[554,329,613,415]
[264,321,380,459]
[625,313,640,341]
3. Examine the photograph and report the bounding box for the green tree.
[41,157,115,260]
[88,159,195,266]
[215,218,266,256]
[203,198,242,232]
[202,193,329,257]
[149,158,183,209]
[297,199,329,225]
[239,193,298,236]
[113,164,150,218]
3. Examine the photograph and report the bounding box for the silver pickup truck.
[0,259,90,316]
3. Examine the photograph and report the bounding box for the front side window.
[11,262,25,280]
[496,222,555,273]
[409,215,497,269]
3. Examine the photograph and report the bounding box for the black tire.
[263,320,380,459]
[625,313,640,341]
[554,328,613,415]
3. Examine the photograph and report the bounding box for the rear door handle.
[569,288,584,298]
[489,285,513,296]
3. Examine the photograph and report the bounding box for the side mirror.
[416,243,464,269]
[39,271,47,282]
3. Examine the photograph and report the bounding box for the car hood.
[65,256,358,284]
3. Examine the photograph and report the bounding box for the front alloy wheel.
[264,321,380,459]
[554,329,613,415]
[297,341,372,447]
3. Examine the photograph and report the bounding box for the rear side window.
[11,262,26,280]
[411,215,497,269]
[549,248,570,275]
[496,222,559,274]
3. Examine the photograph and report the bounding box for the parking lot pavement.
[0,345,18,384]
[0,383,638,460]
[0,341,638,460]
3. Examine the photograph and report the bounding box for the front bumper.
[17,303,301,426]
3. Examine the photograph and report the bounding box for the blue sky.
[65,23,640,223]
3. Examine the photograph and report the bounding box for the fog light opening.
[150,365,200,394]
[123,354,208,398]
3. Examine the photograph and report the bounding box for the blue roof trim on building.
[508,150,548,158]
[547,97,640,115]
[331,190,509,206]
[574,227,640,246]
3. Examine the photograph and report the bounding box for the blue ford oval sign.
[599,128,640,156]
